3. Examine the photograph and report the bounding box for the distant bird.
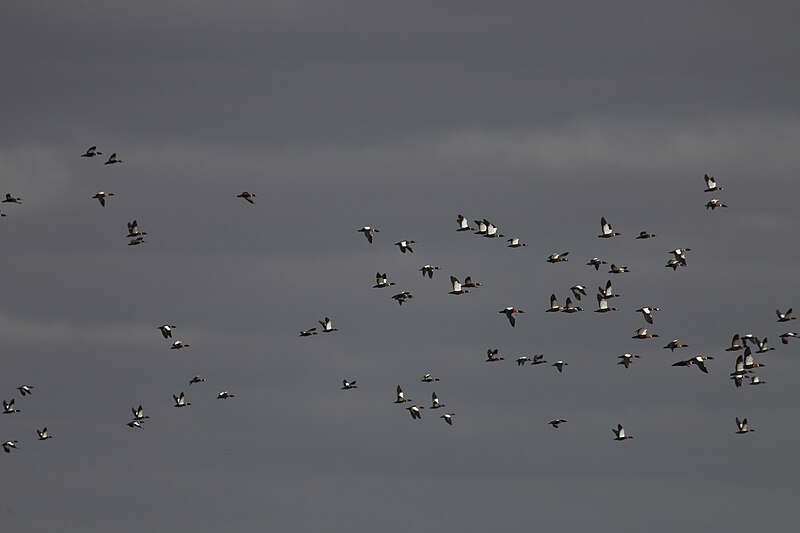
[516,356,533,366]
[636,231,656,239]
[299,328,318,337]
[546,294,563,312]
[2,399,20,414]
[552,360,569,373]
[391,291,413,305]
[188,375,206,385]
[373,272,395,289]
[473,219,488,235]
[0,211,5,217]
[158,324,176,338]
[342,380,357,390]
[440,413,455,425]
[730,374,744,388]
[531,354,547,365]
[665,259,683,270]
[456,214,472,231]
[485,349,504,362]
[587,257,607,270]
[730,354,748,377]
[237,192,257,204]
[319,317,338,332]
[128,237,146,246]
[598,280,619,299]
[598,217,621,238]
[672,355,713,373]
[132,405,150,421]
[419,265,440,279]
[173,392,191,407]
[777,308,795,322]
[420,373,440,383]
[755,337,774,354]
[394,385,410,403]
[749,376,767,386]
[547,252,569,263]
[617,353,640,368]
[92,191,114,207]
[499,306,524,327]
[608,264,630,274]
[483,221,504,238]
[563,298,582,313]
[595,295,617,313]
[104,153,123,165]
[217,391,235,399]
[170,340,190,349]
[780,332,798,344]
[704,174,724,192]
[612,424,633,441]
[406,405,424,420]
[462,276,482,288]
[395,240,415,253]
[2,440,18,453]
[669,248,691,266]
[726,334,745,351]
[663,339,688,351]
[430,392,444,409]
[742,347,765,370]
[16,385,33,397]
[358,226,380,243]
[549,419,567,428]
[706,198,727,210]
[735,417,754,434]
[37,427,52,440]
[633,328,658,340]
[81,146,102,157]
[635,307,659,324]
[449,276,470,295]
[126,220,147,237]
[507,237,526,248]
[127,420,143,429]
[570,285,588,301]
[3,193,22,204]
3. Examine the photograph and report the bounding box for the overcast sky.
[1,2,799,532]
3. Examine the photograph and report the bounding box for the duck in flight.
[92,191,114,207]
[81,146,102,157]
[237,192,257,204]
[598,217,621,238]
[499,306,524,327]
[358,226,380,243]
[104,153,123,165]
[612,424,633,440]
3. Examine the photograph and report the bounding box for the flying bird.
[635,307,659,324]
[2,440,18,453]
[499,307,524,327]
[608,264,630,274]
[131,405,150,421]
[726,334,745,351]
[373,273,395,289]
[672,355,713,373]
[547,252,569,263]
[705,198,727,210]
[127,220,147,237]
[485,349,504,362]
[633,328,658,339]
[552,360,569,373]
[319,317,338,332]
[598,217,621,238]
[456,214,472,231]
[92,191,114,207]
[358,226,380,243]
[419,265,440,279]
[342,380,357,390]
[570,285,588,301]
[2,193,21,204]
[217,391,235,399]
[173,392,191,407]
[704,174,724,192]
[237,192,257,204]
[395,240,415,253]
[188,375,206,385]
[394,386,410,403]
[617,353,640,368]
[449,276,470,295]
[507,237,527,248]
[81,146,102,157]
[549,419,567,428]
[391,291,413,305]
[587,257,607,270]
[406,405,424,420]
[636,231,656,239]
[299,328,318,337]
[663,339,687,351]
[16,385,33,397]
[563,298,582,313]
[420,374,440,383]
[777,308,795,322]
[430,392,444,409]
[595,295,617,313]
[158,324,176,338]
[37,427,53,440]
[170,340,190,349]
[104,153,123,165]
[440,413,455,425]
[780,332,798,344]
[612,424,633,441]
[3,399,20,414]
[735,417,754,434]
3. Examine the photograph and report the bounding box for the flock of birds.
[1,156,797,453]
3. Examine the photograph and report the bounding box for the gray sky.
[2,2,799,531]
